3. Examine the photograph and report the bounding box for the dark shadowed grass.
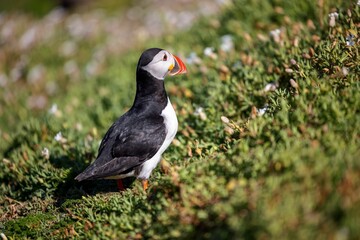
[1,0,360,239]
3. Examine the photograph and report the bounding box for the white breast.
[137,98,178,179]
[160,98,179,149]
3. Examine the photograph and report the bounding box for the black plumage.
[75,49,168,181]
[75,48,187,191]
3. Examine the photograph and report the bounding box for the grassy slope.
[1,0,360,239]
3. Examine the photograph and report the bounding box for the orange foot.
[142,179,148,191]
[117,179,125,191]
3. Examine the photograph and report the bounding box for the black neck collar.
[132,69,168,110]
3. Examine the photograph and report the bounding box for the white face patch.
[141,50,176,80]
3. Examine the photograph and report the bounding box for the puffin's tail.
[74,165,96,181]
[74,172,87,181]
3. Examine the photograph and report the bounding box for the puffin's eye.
[162,54,167,61]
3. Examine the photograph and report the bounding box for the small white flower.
[289,79,299,89]
[328,12,339,27]
[54,131,63,142]
[290,59,297,65]
[346,34,355,46]
[204,47,217,59]
[221,116,230,124]
[257,105,268,116]
[269,29,281,42]
[41,147,50,160]
[220,35,234,52]
[270,29,281,35]
[263,82,278,92]
[194,107,204,114]
[186,52,201,65]
[1,233,8,240]
[204,47,215,57]
[342,67,349,76]
[48,104,58,115]
[358,0,360,6]
[19,26,37,50]
[329,12,339,18]
[194,107,207,120]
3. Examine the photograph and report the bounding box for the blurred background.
[0,0,227,134]
[1,0,360,238]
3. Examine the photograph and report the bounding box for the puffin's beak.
[169,55,187,76]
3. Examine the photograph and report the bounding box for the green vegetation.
[0,0,132,16]
[1,0,360,239]
[0,0,56,16]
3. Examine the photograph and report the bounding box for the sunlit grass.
[1,0,360,239]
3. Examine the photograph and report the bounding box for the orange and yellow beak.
[169,54,187,76]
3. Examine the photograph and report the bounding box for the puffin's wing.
[75,115,166,181]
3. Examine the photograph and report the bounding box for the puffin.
[75,48,187,191]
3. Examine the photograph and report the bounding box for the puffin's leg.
[142,179,149,191]
[117,179,125,191]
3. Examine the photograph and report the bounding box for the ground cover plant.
[1,0,360,239]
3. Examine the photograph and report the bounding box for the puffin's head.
[138,48,187,80]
